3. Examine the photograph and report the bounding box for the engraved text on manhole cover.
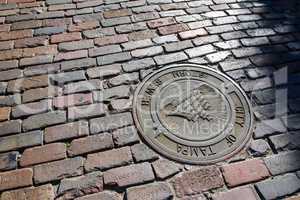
[133,64,254,164]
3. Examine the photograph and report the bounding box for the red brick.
[0,24,10,32]
[85,146,132,171]
[0,107,10,122]
[20,143,66,167]
[147,17,176,28]
[222,158,270,187]
[0,168,33,191]
[0,30,33,41]
[68,21,99,32]
[14,36,48,48]
[43,18,72,27]
[44,121,89,143]
[1,184,55,200]
[51,32,82,43]
[0,41,13,50]
[0,10,18,17]
[0,49,23,61]
[33,157,84,184]
[94,34,128,46]
[53,93,93,109]
[212,186,260,200]
[103,9,132,18]
[158,24,189,35]
[173,166,224,197]
[68,133,113,157]
[54,50,88,61]
[7,0,35,3]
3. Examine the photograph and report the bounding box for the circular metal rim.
[132,63,254,165]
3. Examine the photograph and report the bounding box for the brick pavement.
[0,0,299,199]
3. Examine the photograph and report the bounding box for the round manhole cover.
[133,64,254,164]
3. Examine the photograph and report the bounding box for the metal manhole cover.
[133,64,254,164]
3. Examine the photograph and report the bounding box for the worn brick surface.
[0,151,19,171]
[0,168,33,191]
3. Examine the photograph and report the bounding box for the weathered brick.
[112,126,140,147]
[153,34,178,44]
[61,58,96,71]
[0,151,19,171]
[127,182,173,200]
[173,166,224,197]
[63,79,102,94]
[75,191,121,200]
[93,85,131,102]
[264,150,300,175]
[131,143,158,162]
[0,94,21,106]
[164,40,194,52]
[58,172,103,199]
[20,143,66,167]
[254,118,286,138]
[54,50,87,61]
[255,173,300,200]
[122,58,155,72]
[269,132,300,151]
[51,32,82,43]
[59,40,94,51]
[11,20,42,31]
[109,72,139,86]
[34,157,84,184]
[83,27,115,39]
[7,75,49,92]
[0,168,33,192]
[101,16,131,27]
[103,9,131,18]
[132,12,159,22]
[104,162,155,187]
[85,146,132,171]
[247,28,275,37]
[34,27,65,36]
[179,28,207,39]
[87,64,122,79]
[22,86,62,103]
[12,99,50,118]
[1,184,55,200]
[212,186,260,200]
[0,107,10,122]
[50,70,86,85]
[54,93,92,109]
[90,112,133,134]
[97,52,131,66]
[122,39,153,51]
[0,29,32,41]
[206,51,231,63]
[222,159,270,187]
[152,159,180,179]
[89,45,121,57]
[249,139,271,156]
[214,40,241,49]
[45,121,89,143]
[188,20,213,29]
[282,114,300,130]
[68,21,99,32]
[0,130,42,153]
[110,98,132,111]
[185,44,216,58]
[116,22,147,33]
[68,133,113,156]
[158,24,189,35]
[154,52,188,65]
[15,36,48,48]
[147,17,176,28]
[0,69,22,82]
[132,46,163,58]
[0,60,18,71]
[94,34,128,46]
[0,120,21,137]
[219,59,252,71]
[20,55,53,66]
[0,41,13,51]
[128,30,157,41]
[241,37,270,46]
[68,103,106,120]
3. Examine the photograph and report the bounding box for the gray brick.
[0,120,21,137]
[83,27,115,39]
[264,151,300,175]
[112,126,139,147]
[23,111,66,131]
[131,143,158,162]
[77,0,103,8]
[63,79,102,94]
[206,51,231,63]
[109,72,139,86]
[121,0,145,8]
[154,52,188,65]
[233,22,258,30]
[254,118,287,138]
[122,58,155,72]
[213,16,238,25]
[0,130,43,153]
[160,10,186,16]
[221,31,247,40]
[152,159,180,179]
[188,20,213,29]
[97,52,132,66]
[131,46,163,58]
[132,12,159,22]
[270,132,300,151]
[282,114,300,131]
[101,16,131,27]
[110,99,132,111]
[50,71,86,85]
[20,55,53,66]
[0,69,22,82]
[12,99,51,118]
[61,58,96,71]
[75,191,121,200]
[128,30,157,41]
[87,64,122,79]
[104,162,155,187]
[203,11,227,18]
[255,173,300,200]
[0,94,21,106]
[0,82,7,95]
[241,37,270,46]
[90,112,133,134]
[240,77,272,92]
[164,40,193,52]
[58,40,94,51]
[35,11,65,20]
[0,151,19,171]
[126,182,173,200]
[176,14,203,23]
[132,5,160,13]
[247,28,276,37]
[22,86,62,103]
[34,27,65,36]
[121,39,153,51]
[0,60,18,71]
[249,139,271,156]
[152,34,178,44]
[24,63,60,77]
[68,103,106,120]
[186,6,210,14]
[214,40,241,49]
[46,0,72,5]
[58,171,103,197]
[193,35,220,46]
[33,157,84,184]
[185,44,216,58]
[73,13,103,23]
[219,59,252,71]
[93,85,131,102]
[89,45,122,57]
[116,22,147,34]
[232,47,262,58]
[238,14,262,22]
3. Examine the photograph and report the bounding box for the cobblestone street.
[0,0,300,199]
